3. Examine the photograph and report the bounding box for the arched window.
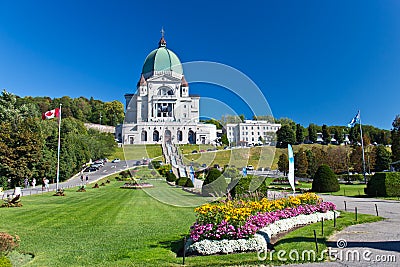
[188,130,196,144]
[158,87,174,96]
[165,130,171,143]
[177,130,183,142]
[141,131,147,141]
[153,130,159,142]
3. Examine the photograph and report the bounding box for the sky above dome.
[0,0,399,129]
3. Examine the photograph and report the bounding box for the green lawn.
[181,146,276,170]
[1,174,383,267]
[109,145,163,160]
[269,182,368,197]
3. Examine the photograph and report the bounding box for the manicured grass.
[1,178,196,266]
[181,146,276,170]
[1,175,383,266]
[109,145,163,160]
[270,182,368,197]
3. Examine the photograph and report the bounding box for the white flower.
[186,211,340,255]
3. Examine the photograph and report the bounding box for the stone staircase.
[162,142,188,178]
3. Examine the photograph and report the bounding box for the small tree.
[322,124,330,144]
[312,164,340,193]
[295,123,304,144]
[277,154,289,176]
[308,124,318,143]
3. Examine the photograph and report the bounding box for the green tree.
[322,124,330,144]
[334,128,344,145]
[294,148,308,177]
[307,123,318,143]
[373,145,392,172]
[276,125,295,148]
[391,115,400,165]
[220,133,229,146]
[295,123,304,144]
[277,154,289,176]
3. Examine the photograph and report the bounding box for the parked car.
[192,150,198,154]
[246,165,254,171]
[112,158,121,163]
[200,149,206,153]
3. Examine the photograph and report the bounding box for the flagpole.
[359,111,367,184]
[56,103,62,191]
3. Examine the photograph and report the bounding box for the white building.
[226,120,281,146]
[116,34,216,145]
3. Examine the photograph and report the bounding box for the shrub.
[0,256,11,267]
[157,164,172,177]
[166,171,177,182]
[175,177,189,186]
[0,232,20,255]
[202,168,227,197]
[119,170,131,179]
[185,178,194,188]
[312,164,340,193]
[229,175,268,198]
[365,172,400,197]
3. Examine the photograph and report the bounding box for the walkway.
[2,160,138,198]
[287,195,400,267]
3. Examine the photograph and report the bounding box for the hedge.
[365,172,400,197]
[336,174,364,182]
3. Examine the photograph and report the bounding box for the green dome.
[142,44,183,75]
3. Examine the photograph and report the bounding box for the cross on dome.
[158,27,167,47]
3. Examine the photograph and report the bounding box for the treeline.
[277,145,392,178]
[0,90,116,189]
[15,93,125,126]
[276,119,391,148]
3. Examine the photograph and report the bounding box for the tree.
[308,124,318,143]
[276,125,295,148]
[277,154,289,176]
[294,148,308,177]
[295,124,304,144]
[391,115,400,164]
[334,128,344,145]
[311,164,340,192]
[373,145,392,172]
[239,114,245,123]
[322,124,330,144]
[220,133,229,145]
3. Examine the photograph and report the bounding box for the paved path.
[2,160,138,198]
[286,195,400,267]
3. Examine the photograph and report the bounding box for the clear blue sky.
[0,0,399,129]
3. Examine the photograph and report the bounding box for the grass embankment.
[109,145,163,160]
[109,143,331,170]
[1,174,383,266]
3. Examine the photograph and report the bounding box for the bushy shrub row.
[365,172,400,197]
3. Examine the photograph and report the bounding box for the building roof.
[142,36,183,75]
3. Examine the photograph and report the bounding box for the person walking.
[32,178,36,188]
[24,178,29,189]
[86,176,89,183]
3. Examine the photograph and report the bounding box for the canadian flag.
[42,108,60,120]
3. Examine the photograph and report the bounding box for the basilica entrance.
[188,130,196,144]
[164,130,172,143]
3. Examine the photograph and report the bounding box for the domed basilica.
[116,32,217,145]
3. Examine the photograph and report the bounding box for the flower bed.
[190,193,330,241]
[186,210,339,255]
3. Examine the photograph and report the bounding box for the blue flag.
[348,111,360,127]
